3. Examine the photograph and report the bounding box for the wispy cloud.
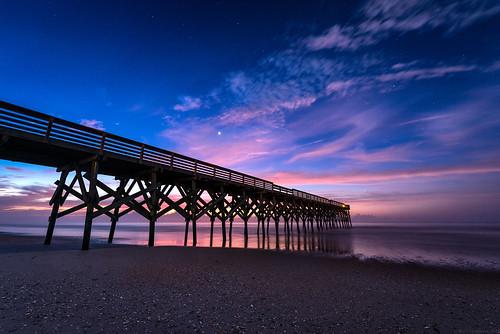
[304,0,500,51]
[376,65,476,82]
[484,60,500,72]
[398,114,450,126]
[288,109,382,162]
[79,119,105,130]
[160,118,291,167]
[341,144,418,163]
[173,96,202,112]
[4,166,31,173]
[267,164,500,185]
[166,2,498,135]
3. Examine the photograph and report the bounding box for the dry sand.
[0,234,499,333]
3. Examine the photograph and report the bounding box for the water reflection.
[174,221,353,257]
[3,222,500,270]
[254,226,353,256]
[43,221,355,257]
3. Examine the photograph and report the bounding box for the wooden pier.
[0,100,352,250]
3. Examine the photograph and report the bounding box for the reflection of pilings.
[229,217,234,248]
[293,228,353,255]
[262,218,266,239]
[244,218,249,248]
[209,216,215,247]
[184,217,189,246]
[221,218,227,248]
[297,224,302,250]
[274,216,280,249]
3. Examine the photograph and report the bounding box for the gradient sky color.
[1,0,500,223]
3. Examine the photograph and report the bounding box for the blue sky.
[1,0,500,222]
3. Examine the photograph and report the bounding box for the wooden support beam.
[191,179,198,247]
[108,179,127,244]
[44,169,69,245]
[184,217,190,247]
[148,171,158,247]
[82,159,98,250]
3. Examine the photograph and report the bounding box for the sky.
[1,0,500,224]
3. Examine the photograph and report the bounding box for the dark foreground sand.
[1,234,499,333]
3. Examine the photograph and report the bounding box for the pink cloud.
[376,65,476,82]
[218,106,284,128]
[266,164,500,185]
[173,96,202,112]
[160,119,290,168]
[304,0,500,51]
[326,79,356,95]
[4,166,30,173]
[417,89,500,146]
[304,25,366,51]
[288,110,381,162]
[218,96,317,128]
[342,144,418,163]
[79,119,105,130]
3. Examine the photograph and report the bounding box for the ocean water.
[1,221,500,271]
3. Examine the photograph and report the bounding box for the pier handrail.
[0,100,347,208]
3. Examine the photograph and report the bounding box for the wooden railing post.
[99,134,106,153]
[139,144,144,162]
[45,118,54,140]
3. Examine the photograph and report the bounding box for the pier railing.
[0,100,347,208]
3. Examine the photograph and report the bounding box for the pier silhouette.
[0,101,351,249]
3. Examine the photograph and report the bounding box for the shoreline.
[1,233,500,332]
[1,231,499,274]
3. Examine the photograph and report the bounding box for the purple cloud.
[376,65,476,82]
[173,96,202,112]
[79,119,105,130]
[304,0,500,51]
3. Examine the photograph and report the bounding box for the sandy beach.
[0,234,499,333]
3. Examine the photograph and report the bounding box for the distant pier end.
[0,100,351,250]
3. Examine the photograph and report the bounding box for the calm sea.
[1,220,500,271]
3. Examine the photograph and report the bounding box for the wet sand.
[0,234,499,333]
